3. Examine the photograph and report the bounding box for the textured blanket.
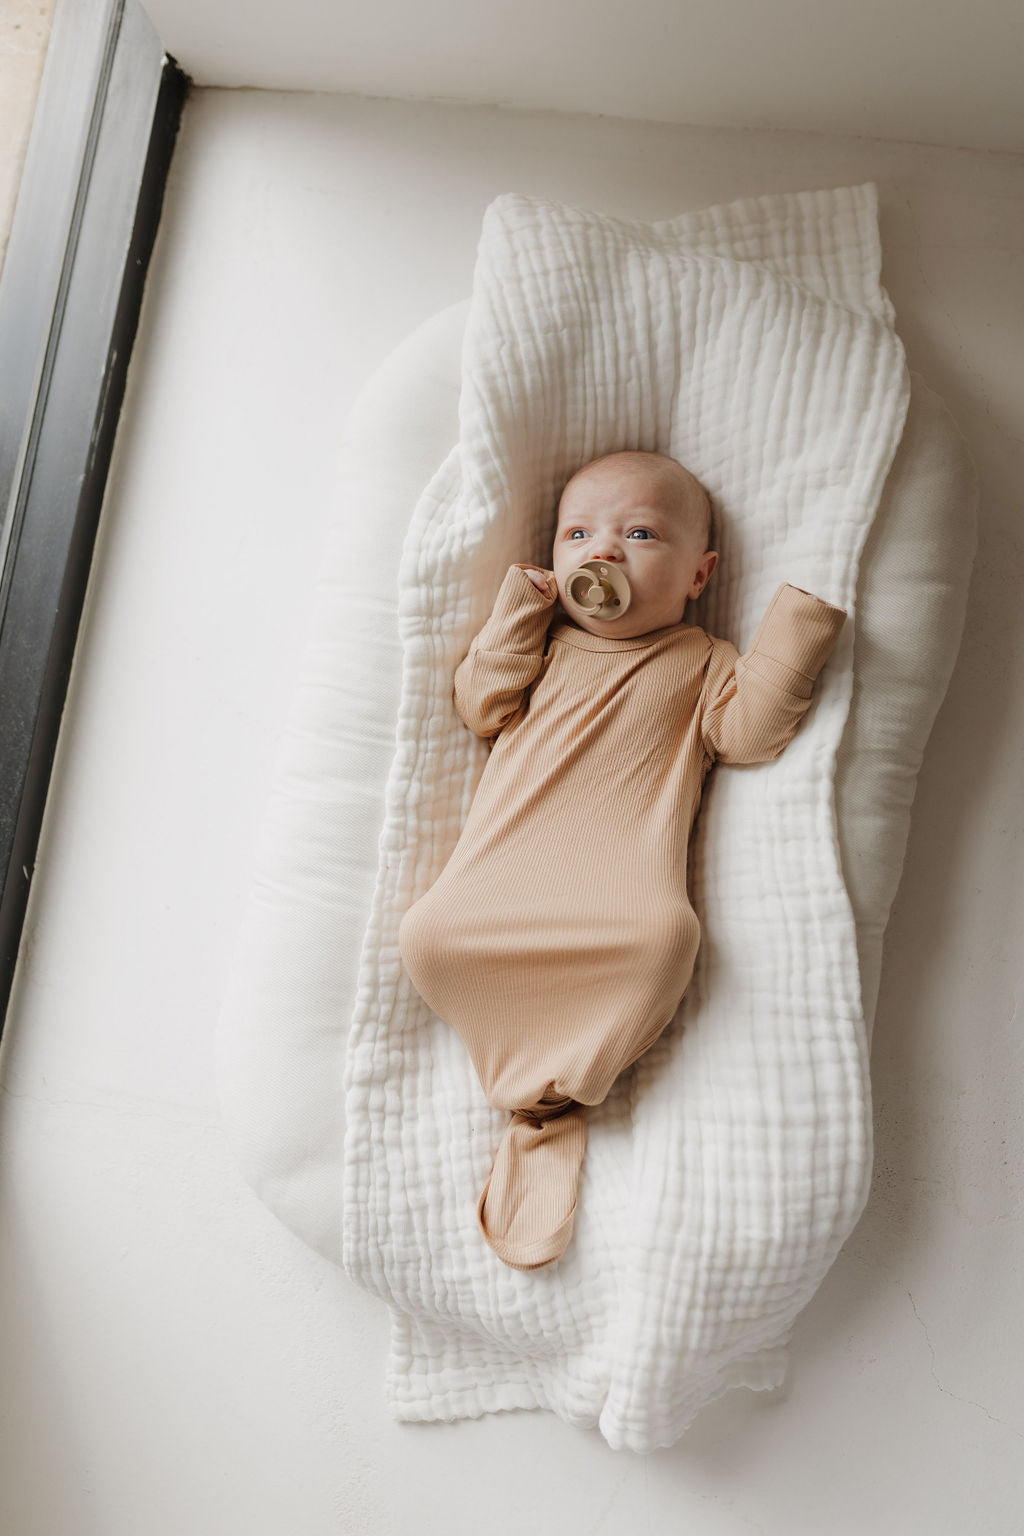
[342,184,910,1453]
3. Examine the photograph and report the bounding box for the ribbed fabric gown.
[398,563,847,1271]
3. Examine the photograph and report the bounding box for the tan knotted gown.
[398,563,846,1271]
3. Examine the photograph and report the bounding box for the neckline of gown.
[548,616,703,653]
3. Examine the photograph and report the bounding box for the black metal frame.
[0,0,189,1035]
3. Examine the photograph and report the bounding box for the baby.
[398,450,847,1271]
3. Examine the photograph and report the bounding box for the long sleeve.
[453,564,558,738]
[700,583,847,765]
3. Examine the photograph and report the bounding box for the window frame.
[0,0,188,1034]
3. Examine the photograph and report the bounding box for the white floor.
[1,88,1022,1534]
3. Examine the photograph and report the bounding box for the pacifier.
[562,560,632,621]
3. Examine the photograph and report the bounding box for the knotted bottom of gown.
[476,1092,588,1270]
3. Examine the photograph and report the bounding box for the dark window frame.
[0,0,189,1034]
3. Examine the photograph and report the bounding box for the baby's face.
[551,455,718,638]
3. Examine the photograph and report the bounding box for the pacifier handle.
[587,577,611,603]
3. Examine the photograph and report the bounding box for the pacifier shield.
[563,561,632,620]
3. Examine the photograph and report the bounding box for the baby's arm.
[453,564,559,739]
[700,583,847,765]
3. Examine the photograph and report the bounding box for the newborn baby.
[398,450,847,1271]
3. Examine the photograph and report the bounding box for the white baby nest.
[215,187,977,1453]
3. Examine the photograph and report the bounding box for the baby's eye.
[568,529,586,540]
[628,528,654,540]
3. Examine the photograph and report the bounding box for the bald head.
[560,451,711,550]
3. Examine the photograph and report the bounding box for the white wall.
[0,0,56,279]
[1,88,1022,1533]
[142,0,1024,154]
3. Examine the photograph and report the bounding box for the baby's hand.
[522,567,557,598]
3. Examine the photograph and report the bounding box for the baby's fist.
[523,567,557,598]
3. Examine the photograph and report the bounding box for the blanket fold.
[342,183,909,1453]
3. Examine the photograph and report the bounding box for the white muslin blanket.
[342,184,910,1452]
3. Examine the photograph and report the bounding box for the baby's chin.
[558,600,686,639]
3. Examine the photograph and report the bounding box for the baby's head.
[551,451,718,638]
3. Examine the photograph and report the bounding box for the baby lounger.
[214,186,977,1453]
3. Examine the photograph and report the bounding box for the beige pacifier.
[562,560,632,621]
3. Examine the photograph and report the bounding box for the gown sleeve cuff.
[743,582,847,699]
